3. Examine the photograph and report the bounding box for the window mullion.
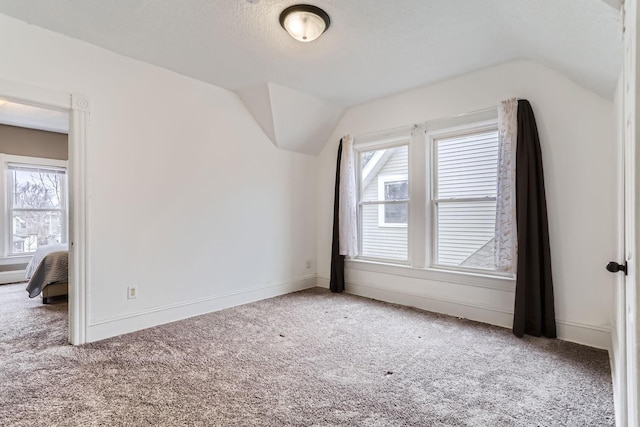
[409,126,427,269]
[428,132,436,269]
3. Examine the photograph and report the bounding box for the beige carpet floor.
[0,282,614,426]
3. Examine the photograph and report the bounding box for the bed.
[24,243,69,304]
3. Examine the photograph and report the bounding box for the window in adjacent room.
[358,144,409,262]
[6,162,68,255]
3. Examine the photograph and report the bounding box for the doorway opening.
[0,100,69,345]
[0,80,89,345]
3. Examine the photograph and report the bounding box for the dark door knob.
[606,261,627,275]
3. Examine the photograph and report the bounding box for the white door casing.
[69,95,89,345]
[0,78,89,345]
[622,1,640,425]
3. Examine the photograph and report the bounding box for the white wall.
[0,14,317,341]
[317,60,617,349]
[0,14,617,348]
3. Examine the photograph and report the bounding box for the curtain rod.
[354,123,417,142]
[435,98,522,122]
[354,100,520,141]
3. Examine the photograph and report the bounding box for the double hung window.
[358,144,409,262]
[355,117,504,276]
[2,156,68,255]
[432,128,499,271]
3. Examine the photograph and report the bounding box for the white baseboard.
[87,275,317,343]
[0,270,26,285]
[316,275,610,350]
[555,319,611,350]
[317,276,329,288]
[345,279,513,328]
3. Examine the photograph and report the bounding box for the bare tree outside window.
[9,165,67,254]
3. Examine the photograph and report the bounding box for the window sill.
[345,258,515,292]
[0,255,33,265]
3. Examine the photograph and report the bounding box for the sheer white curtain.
[339,135,358,257]
[495,98,518,273]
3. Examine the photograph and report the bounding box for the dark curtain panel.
[330,139,345,293]
[513,100,557,338]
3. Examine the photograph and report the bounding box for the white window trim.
[346,258,515,291]
[0,154,68,258]
[377,174,408,228]
[428,121,500,274]
[351,111,515,283]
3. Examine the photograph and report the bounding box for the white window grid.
[0,154,68,257]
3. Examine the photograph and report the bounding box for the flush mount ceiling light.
[279,4,330,42]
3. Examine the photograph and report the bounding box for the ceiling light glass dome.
[280,5,330,42]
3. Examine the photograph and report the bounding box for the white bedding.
[25,243,69,280]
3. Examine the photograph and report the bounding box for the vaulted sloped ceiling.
[0,0,623,154]
[238,83,344,155]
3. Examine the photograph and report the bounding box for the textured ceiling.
[0,0,623,106]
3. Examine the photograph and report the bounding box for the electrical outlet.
[127,286,137,300]
[305,259,312,269]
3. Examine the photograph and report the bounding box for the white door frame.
[0,78,89,345]
[621,1,640,425]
